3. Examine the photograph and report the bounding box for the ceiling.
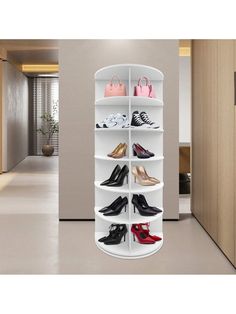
[0,40,59,75]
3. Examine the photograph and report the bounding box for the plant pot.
[42,145,54,157]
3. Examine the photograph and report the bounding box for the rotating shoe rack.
[94,64,164,259]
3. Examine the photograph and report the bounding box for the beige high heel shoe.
[132,166,156,186]
[138,165,160,184]
[107,143,123,157]
[112,143,127,159]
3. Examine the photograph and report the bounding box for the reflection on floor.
[0,156,235,274]
[179,195,191,213]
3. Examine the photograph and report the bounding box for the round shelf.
[95,96,129,106]
[130,96,163,107]
[95,155,164,162]
[95,232,163,259]
[131,128,164,132]
[95,96,163,107]
[95,181,130,193]
[95,207,163,224]
[95,128,129,132]
[95,181,164,194]
[130,182,164,193]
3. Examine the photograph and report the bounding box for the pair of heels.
[99,196,128,216]
[131,223,162,244]
[108,143,127,159]
[132,194,162,216]
[98,224,127,245]
[132,166,160,186]
[100,165,129,187]
[132,143,154,159]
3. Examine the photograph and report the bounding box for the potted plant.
[37,102,59,157]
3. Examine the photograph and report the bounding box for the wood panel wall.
[192,40,236,267]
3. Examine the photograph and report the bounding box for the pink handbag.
[134,76,156,98]
[104,75,127,97]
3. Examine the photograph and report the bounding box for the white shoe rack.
[94,64,164,259]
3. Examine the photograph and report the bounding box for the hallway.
[0,157,235,274]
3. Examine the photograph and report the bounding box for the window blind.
[32,77,59,155]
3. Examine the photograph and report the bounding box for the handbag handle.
[138,76,150,87]
[110,75,122,85]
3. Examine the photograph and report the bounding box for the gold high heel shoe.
[107,143,123,157]
[112,143,127,159]
[138,165,160,184]
[132,166,156,186]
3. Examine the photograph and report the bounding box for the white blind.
[32,77,59,155]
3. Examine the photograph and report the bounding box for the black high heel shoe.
[103,197,128,216]
[138,194,162,214]
[132,194,157,216]
[106,165,129,187]
[99,196,122,213]
[104,224,128,245]
[98,224,120,242]
[100,165,121,186]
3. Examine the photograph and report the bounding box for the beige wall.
[2,61,28,171]
[59,40,179,219]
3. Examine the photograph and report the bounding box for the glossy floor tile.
[0,157,235,274]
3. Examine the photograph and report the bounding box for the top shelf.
[95,64,164,81]
[95,96,163,107]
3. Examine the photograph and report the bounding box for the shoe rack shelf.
[95,64,164,259]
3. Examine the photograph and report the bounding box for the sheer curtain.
[31,77,59,155]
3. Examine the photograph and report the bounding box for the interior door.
[217,40,235,263]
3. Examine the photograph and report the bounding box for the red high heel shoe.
[131,224,155,244]
[140,223,162,241]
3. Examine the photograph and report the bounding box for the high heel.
[103,197,128,216]
[99,196,122,213]
[100,165,121,186]
[132,143,150,159]
[98,224,120,242]
[138,194,162,214]
[104,224,128,245]
[135,143,154,157]
[132,166,156,186]
[106,165,129,187]
[111,143,127,159]
[138,165,160,184]
[139,223,162,242]
[132,194,157,216]
[107,143,123,157]
[131,224,155,244]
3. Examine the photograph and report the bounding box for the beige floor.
[0,156,235,274]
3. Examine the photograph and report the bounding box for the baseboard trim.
[59,218,179,221]
[59,219,95,221]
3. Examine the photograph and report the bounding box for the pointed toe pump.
[99,196,122,213]
[138,194,162,214]
[132,194,157,216]
[104,224,128,245]
[132,166,156,186]
[138,165,160,184]
[100,164,121,186]
[103,197,128,216]
[106,165,129,187]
